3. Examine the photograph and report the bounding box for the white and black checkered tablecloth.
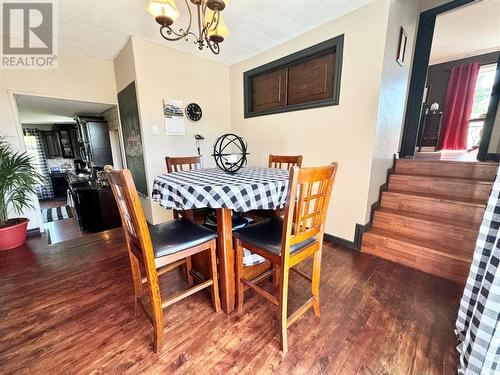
[152,167,290,212]
[456,165,500,374]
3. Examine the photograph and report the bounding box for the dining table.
[152,167,290,313]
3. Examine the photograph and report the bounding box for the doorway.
[401,0,500,161]
[15,94,124,245]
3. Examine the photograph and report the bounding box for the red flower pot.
[0,218,29,251]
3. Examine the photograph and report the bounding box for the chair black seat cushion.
[149,218,217,259]
[233,218,317,256]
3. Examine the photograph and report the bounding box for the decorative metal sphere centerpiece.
[212,133,249,174]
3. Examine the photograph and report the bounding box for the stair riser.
[372,212,477,251]
[362,233,470,284]
[389,175,491,201]
[395,161,497,180]
[381,193,485,225]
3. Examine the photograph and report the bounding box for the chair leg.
[312,249,322,317]
[208,240,221,313]
[235,239,245,311]
[147,276,164,353]
[128,251,143,317]
[278,263,290,354]
[185,256,194,287]
[272,263,279,287]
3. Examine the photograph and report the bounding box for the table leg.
[216,208,235,313]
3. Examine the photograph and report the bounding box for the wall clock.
[186,103,202,121]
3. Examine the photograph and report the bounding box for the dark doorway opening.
[400,0,500,161]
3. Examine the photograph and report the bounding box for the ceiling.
[54,0,374,65]
[430,0,500,65]
[15,95,115,124]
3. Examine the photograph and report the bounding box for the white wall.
[114,37,231,224]
[229,0,392,241]
[0,52,117,230]
[367,0,419,216]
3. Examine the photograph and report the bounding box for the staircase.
[362,158,498,284]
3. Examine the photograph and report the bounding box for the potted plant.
[0,137,43,250]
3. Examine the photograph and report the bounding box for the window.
[243,35,344,118]
[467,63,496,149]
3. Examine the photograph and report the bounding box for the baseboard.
[324,223,368,251]
[325,154,397,252]
[26,227,42,236]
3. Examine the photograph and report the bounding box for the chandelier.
[146,0,229,55]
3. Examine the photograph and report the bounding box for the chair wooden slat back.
[282,163,338,248]
[104,165,155,266]
[268,155,303,170]
[165,156,202,173]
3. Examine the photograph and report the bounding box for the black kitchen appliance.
[75,115,113,168]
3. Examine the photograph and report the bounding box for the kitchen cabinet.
[41,131,62,158]
[58,129,75,158]
[70,181,121,232]
[50,172,69,198]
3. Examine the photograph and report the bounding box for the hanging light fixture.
[146,0,229,55]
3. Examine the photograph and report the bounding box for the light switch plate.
[152,125,159,135]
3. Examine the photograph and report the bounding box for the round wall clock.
[186,103,202,121]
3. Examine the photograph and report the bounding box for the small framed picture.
[397,26,407,66]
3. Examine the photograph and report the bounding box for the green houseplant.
[0,137,43,250]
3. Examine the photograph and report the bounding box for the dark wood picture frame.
[243,34,344,118]
[397,27,407,66]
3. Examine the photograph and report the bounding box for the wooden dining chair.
[165,156,206,220]
[249,154,303,221]
[268,154,303,169]
[165,155,249,285]
[104,165,220,353]
[234,163,338,354]
[165,155,202,173]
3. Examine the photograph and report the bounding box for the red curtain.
[438,62,480,150]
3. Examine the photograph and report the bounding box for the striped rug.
[42,206,74,223]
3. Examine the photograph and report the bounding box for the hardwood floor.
[0,228,462,374]
[415,150,479,162]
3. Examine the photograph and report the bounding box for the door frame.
[399,0,475,158]
[477,55,500,161]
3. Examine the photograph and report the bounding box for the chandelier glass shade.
[146,0,229,55]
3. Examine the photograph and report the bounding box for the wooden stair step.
[373,207,478,251]
[381,190,486,225]
[365,228,472,262]
[375,206,479,229]
[395,159,498,180]
[389,174,493,201]
[362,228,472,284]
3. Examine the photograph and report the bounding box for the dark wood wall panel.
[251,68,287,113]
[288,52,335,106]
[244,35,344,118]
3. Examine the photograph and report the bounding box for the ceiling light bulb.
[207,11,229,42]
[147,0,179,24]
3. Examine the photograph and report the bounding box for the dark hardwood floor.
[0,228,462,374]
